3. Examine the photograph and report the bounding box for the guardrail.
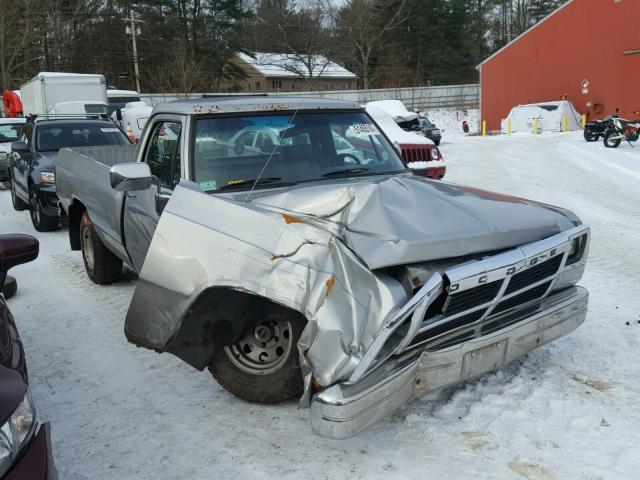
[140,84,480,111]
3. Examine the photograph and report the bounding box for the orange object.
[2,90,23,117]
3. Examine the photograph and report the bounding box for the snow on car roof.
[0,117,26,124]
[238,52,356,79]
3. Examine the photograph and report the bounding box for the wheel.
[583,128,599,142]
[29,185,58,231]
[210,307,306,403]
[10,177,27,211]
[80,212,122,284]
[2,275,17,299]
[603,130,622,148]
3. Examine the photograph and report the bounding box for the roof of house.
[477,0,573,68]
[237,52,357,79]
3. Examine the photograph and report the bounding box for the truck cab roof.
[152,96,363,116]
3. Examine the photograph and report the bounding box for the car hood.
[249,175,578,269]
[33,151,58,172]
[0,364,26,425]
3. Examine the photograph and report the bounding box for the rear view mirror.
[0,235,39,273]
[110,162,152,191]
[11,142,29,153]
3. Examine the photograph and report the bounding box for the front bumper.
[5,422,58,480]
[34,184,60,218]
[311,286,588,439]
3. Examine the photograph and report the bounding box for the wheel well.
[68,201,86,251]
[164,287,306,371]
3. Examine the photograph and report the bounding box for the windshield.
[0,124,22,143]
[192,111,407,192]
[36,123,130,151]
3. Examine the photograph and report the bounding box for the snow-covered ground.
[2,130,640,479]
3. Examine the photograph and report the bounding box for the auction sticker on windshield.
[351,124,378,136]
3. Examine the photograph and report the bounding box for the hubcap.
[224,318,293,375]
[81,227,94,271]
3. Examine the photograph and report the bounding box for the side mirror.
[110,162,152,191]
[11,141,29,153]
[0,235,39,273]
[115,108,123,121]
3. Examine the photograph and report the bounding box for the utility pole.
[126,9,143,92]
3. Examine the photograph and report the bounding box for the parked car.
[366,100,443,145]
[106,89,142,116]
[8,118,130,231]
[366,104,446,179]
[0,118,26,181]
[0,234,57,479]
[417,114,442,145]
[56,96,590,439]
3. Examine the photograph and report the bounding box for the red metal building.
[478,0,640,131]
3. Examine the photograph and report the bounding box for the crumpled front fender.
[124,184,407,394]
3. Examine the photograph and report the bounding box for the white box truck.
[20,72,108,116]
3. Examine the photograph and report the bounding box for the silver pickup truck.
[56,97,590,438]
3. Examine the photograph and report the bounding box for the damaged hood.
[248,175,577,269]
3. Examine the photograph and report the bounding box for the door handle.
[125,192,137,198]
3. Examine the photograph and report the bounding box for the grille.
[443,280,502,316]
[480,304,541,336]
[492,281,552,315]
[504,255,562,295]
[402,147,431,163]
[409,309,486,348]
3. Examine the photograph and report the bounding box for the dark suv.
[0,234,57,479]
[8,118,130,231]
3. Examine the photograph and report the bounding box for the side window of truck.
[144,121,182,189]
[21,124,33,148]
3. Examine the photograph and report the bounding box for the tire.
[29,185,59,231]
[603,130,622,148]
[2,276,17,299]
[583,128,599,142]
[210,307,306,403]
[79,212,122,284]
[10,177,27,211]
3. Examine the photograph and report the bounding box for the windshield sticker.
[199,180,217,191]
[351,124,378,136]
[100,128,121,133]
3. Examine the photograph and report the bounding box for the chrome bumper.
[310,286,588,439]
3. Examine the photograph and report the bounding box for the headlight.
[0,152,7,161]
[0,390,37,477]
[430,148,440,160]
[432,129,441,135]
[40,172,55,184]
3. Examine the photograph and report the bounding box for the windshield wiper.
[219,177,289,191]
[321,168,369,178]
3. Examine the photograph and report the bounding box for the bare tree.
[333,0,407,89]
[145,44,208,95]
[0,0,43,88]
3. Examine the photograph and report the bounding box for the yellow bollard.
[582,114,587,128]
[508,118,512,136]
[482,120,486,136]
[562,114,567,132]
[533,118,538,134]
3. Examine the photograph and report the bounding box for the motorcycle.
[583,114,616,142]
[603,115,640,148]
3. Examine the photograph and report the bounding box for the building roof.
[237,52,357,79]
[477,0,573,68]
[152,95,363,116]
